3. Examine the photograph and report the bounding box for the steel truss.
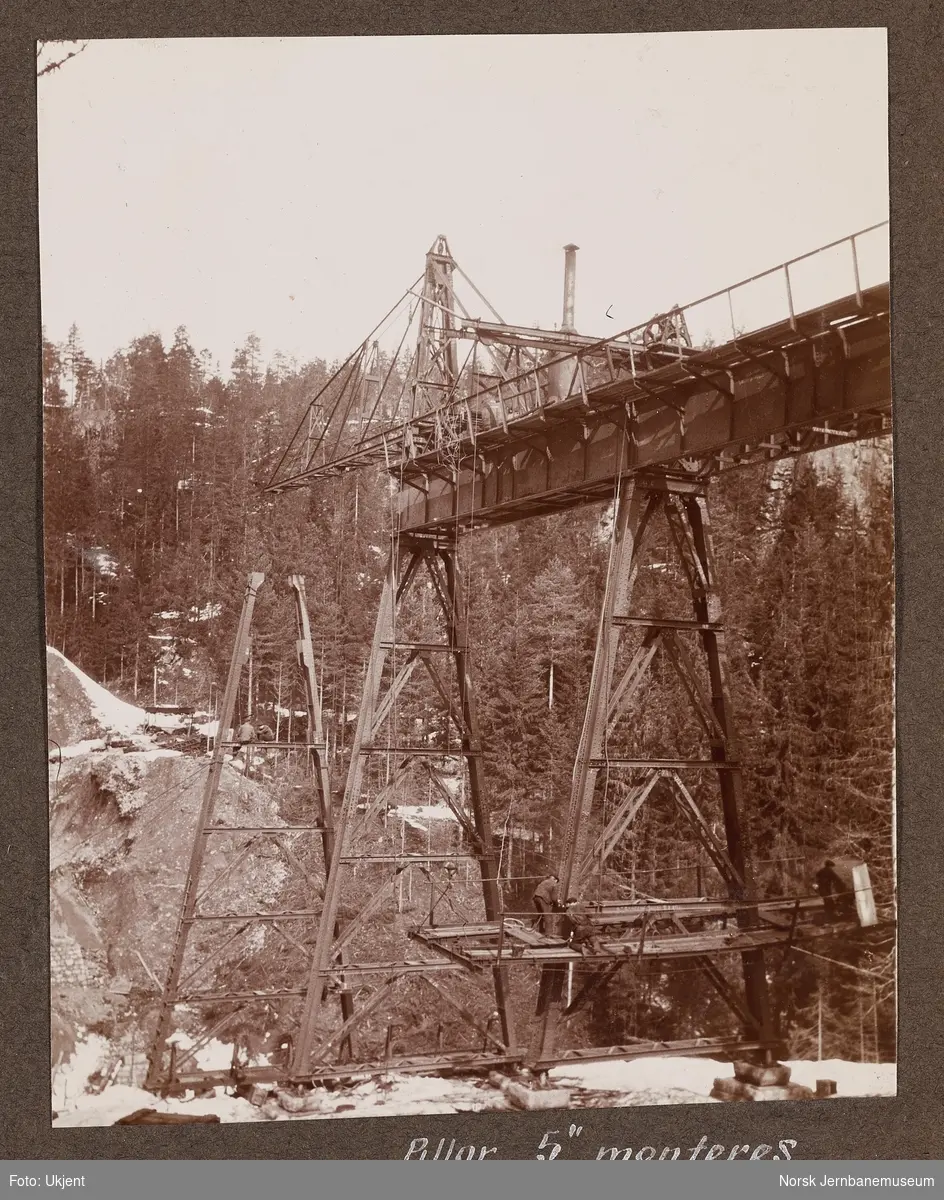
[146,574,346,1092]
[288,531,518,1075]
[149,486,882,1091]
[265,223,890,520]
[529,471,776,1060]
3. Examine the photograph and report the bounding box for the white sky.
[38,30,889,374]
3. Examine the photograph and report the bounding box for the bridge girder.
[395,285,890,533]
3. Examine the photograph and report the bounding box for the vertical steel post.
[559,479,647,896]
[531,483,646,1060]
[682,493,775,1048]
[440,546,516,1052]
[146,572,265,1090]
[290,575,355,1054]
[291,548,400,1072]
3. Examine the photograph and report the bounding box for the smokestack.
[561,243,579,333]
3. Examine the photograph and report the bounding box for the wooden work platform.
[409,895,869,966]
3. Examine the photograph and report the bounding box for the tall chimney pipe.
[561,243,579,333]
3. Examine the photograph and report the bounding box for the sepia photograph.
[39,30,894,1129]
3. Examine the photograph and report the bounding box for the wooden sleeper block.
[113,1108,221,1124]
[711,1076,814,1102]
[733,1060,792,1087]
[488,1071,572,1111]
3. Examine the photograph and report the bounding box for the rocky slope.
[47,648,295,1083]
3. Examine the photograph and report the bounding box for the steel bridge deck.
[395,286,890,533]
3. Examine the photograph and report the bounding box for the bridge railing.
[394,222,891,461]
[269,223,890,483]
[681,220,889,349]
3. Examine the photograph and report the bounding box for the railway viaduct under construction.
[146,222,893,1095]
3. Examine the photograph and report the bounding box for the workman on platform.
[532,873,560,935]
[561,899,604,956]
[233,720,256,774]
[815,859,855,922]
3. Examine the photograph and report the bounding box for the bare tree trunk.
[858,990,865,1063]
[872,980,879,1062]
[817,991,823,1061]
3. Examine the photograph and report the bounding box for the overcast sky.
[38,30,889,375]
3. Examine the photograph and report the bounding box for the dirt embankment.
[47,647,296,1071]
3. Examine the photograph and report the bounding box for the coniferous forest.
[43,322,896,1065]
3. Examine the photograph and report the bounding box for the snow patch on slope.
[393,804,459,833]
[48,646,150,735]
[47,646,188,746]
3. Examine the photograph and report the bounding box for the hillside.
[48,648,291,1091]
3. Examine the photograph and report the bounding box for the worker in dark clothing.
[561,900,604,956]
[532,874,559,935]
[815,859,855,922]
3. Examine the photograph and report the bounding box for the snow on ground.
[547,1056,896,1100]
[125,747,184,761]
[47,646,189,739]
[393,804,459,833]
[52,1051,896,1127]
[279,1073,507,1121]
[783,1058,895,1096]
[52,1034,111,1113]
[53,1084,265,1127]
[52,1071,505,1128]
[50,740,183,763]
[52,738,109,760]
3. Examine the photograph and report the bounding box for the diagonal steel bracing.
[154,231,889,1089]
[290,534,517,1075]
[147,573,346,1092]
[531,474,776,1061]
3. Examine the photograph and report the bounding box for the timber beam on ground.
[536,1036,771,1068]
[160,1052,524,1095]
[158,1035,776,1097]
